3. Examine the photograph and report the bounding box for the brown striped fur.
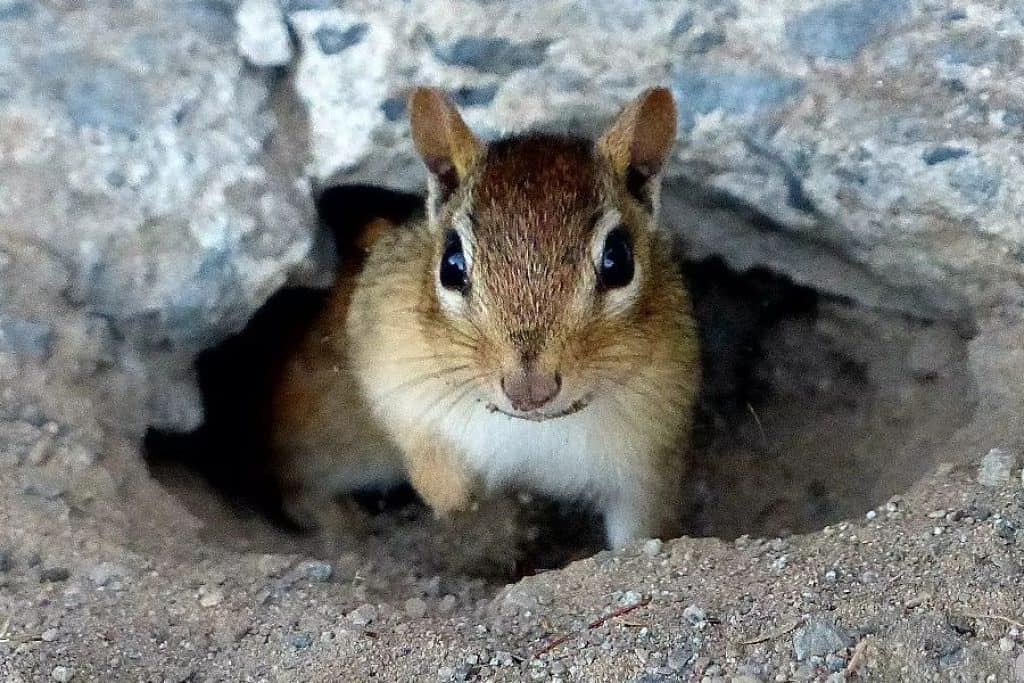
[272,88,701,548]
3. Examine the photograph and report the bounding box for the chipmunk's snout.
[501,367,562,412]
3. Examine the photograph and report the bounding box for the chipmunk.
[272,87,700,549]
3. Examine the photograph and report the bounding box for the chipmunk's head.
[409,87,679,421]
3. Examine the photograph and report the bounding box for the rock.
[404,597,428,619]
[619,590,644,606]
[0,317,54,359]
[349,603,377,626]
[88,563,123,588]
[235,0,293,68]
[41,628,59,642]
[290,632,313,650]
[666,647,694,671]
[298,560,333,582]
[437,595,457,615]
[642,538,663,556]
[50,666,74,682]
[198,585,225,608]
[784,0,911,60]
[500,583,550,613]
[683,605,707,626]
[266,0,1024,338]
[793,619,849,660]
[978,448,1018,487]
[0,0,310,431]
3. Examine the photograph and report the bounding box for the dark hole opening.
[145,185,977,584]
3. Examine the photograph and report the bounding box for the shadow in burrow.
[144,184,979,584]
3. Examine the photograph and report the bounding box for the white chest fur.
[434,400,641,502]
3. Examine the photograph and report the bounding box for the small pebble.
[300,560,333,582]
[290,633,313,650]
[438,595,457,614]
[40,628,58,642]
[51,666,73,682]
[350,603,377,626]
[865,510,877,520]
[404,597,428,619]
[88,563,120,587]
[824,570,838,583]
[825,653,846,672]
[683,604,707,625]
[198,586,224,608]
[666,647,693,671]
[1000,637,1015,652]
[642,538,663,556]
[620,590,644,606]
[793,618,848,660]
[978,448,1018,487]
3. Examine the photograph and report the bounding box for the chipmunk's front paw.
[418,469,478,519]
[403,443,478,518]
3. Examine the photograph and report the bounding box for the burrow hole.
[144,186,978,591]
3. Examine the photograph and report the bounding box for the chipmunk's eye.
[440,230,469,294]
[597,227,634,290]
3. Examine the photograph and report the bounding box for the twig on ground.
[844,638,870,677]
[737,617,805,645]
[532,596,652,658]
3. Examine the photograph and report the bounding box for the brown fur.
[272,88,701,547]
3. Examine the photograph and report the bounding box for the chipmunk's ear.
[598,87,677,213]
[409,87,482,217]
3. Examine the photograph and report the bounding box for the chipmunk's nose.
[501,368,562,412]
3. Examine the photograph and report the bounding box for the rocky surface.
[0,0,1023,681]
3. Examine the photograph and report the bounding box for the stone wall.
[1,0,1022,437]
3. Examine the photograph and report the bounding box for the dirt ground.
[3,233,1024,681]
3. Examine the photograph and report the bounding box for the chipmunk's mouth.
[485,396,592,422]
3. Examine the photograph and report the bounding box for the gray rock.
[404,597,428,619]
[671,68,804,131]
[0,1,33,22]
[682,604,707,625]
[236,0,293,68]
[793,619,849,660]
[785,0,911,60]
[50,666,74,683]
[314,24,369,55]
[0,0,312,431]
[0,317,54,359]
[978,448,1018,487]
[298,560,333,582]
[349,603,377,626]
[429,36,549,75]
[290,632,313,649]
